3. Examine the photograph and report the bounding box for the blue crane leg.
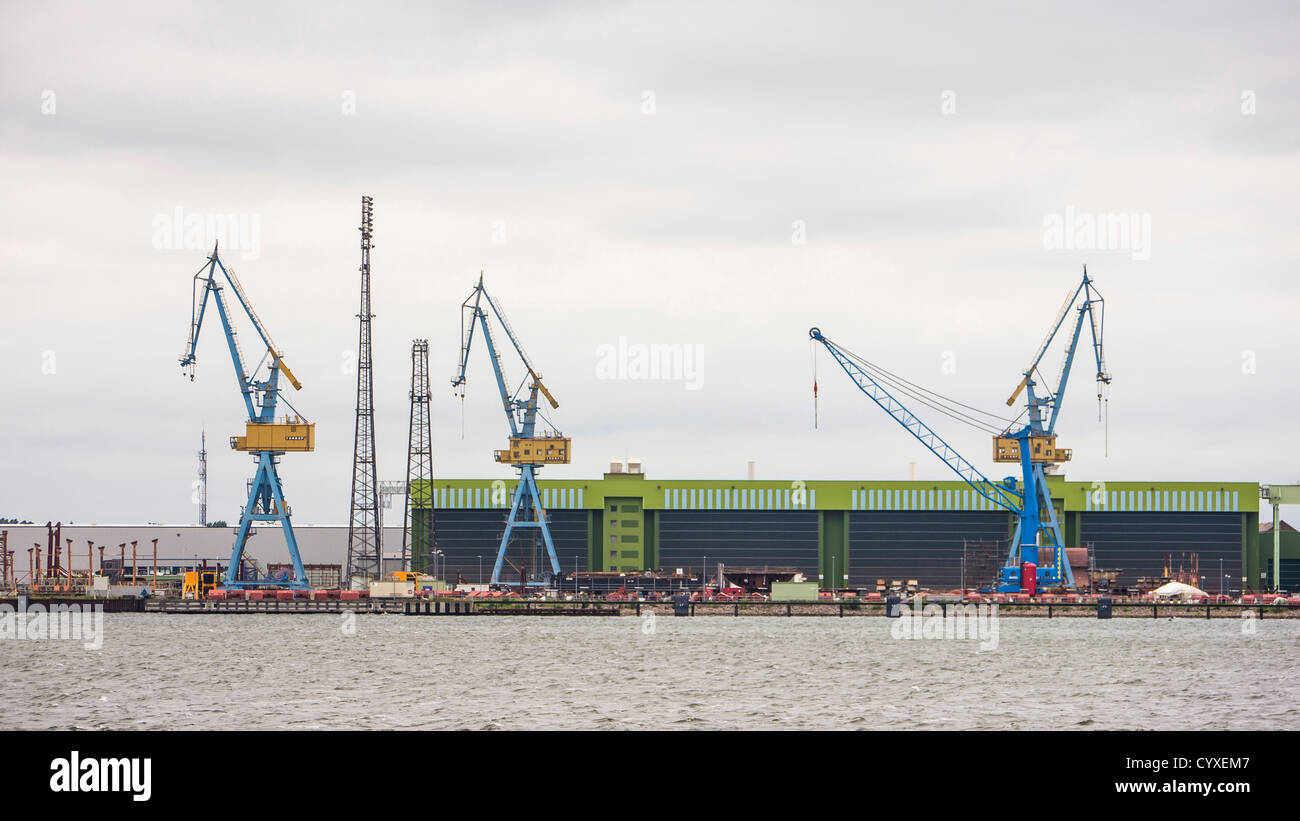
[491,479,529,583]
[524,468,562,576]
[1017,430,1040,587]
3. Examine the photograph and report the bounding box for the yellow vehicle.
[182,569,219,599]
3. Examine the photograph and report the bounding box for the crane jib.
[809,329,1022,515]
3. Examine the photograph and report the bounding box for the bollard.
[885,595,902,618]
[673,594,690,617]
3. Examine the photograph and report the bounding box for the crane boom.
[809,328,1023,514]
[181,244,303,393]
[1004,266,1109,433]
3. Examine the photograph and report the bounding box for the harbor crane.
[811,266,1110,593]
[452,275,570,585]
[180,244,313,589]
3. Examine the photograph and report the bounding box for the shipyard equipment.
[811,266,1110,593]
[179,244,311,589]
[452,275,569,585]
[1261,484,1300,591]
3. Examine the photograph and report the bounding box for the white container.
[367,580,416,598]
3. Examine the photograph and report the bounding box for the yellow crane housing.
[991,434,1071,464]
[494,436,571,465]
[231,416,316,453]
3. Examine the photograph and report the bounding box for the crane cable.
[842,346,1017,425]
[811,338,819,430]
[826,341,1016,435]
[815,340,999,435]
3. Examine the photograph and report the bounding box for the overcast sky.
[1,0,1297,526]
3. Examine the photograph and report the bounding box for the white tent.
[1151,580,1208,600]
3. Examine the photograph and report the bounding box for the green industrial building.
[409,472,1280,593]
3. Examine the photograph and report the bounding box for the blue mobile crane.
[810,266,1110,593]
[452,275,570,585]
[180,244,313,589]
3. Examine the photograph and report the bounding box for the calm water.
[2,614,1297,730]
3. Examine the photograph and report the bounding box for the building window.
[609,550,618,558]
[610,535,617,544]
[621,520,639,528]
[621,535,639,543]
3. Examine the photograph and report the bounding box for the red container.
[339,590,361,601]
[276,590,294,600]
[247,591,264,601]
[207,589,227,600]
[1020,561,1037,596]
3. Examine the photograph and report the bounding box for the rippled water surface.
[2,614,1297,730]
